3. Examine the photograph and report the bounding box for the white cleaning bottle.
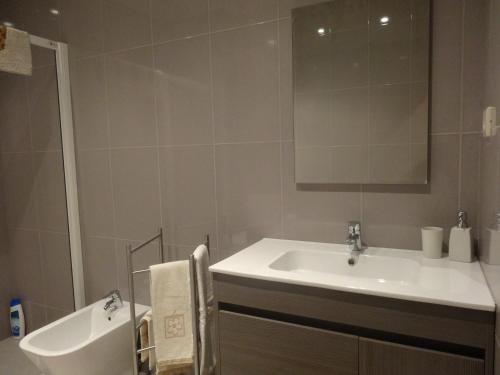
[10,298,25,339]
[449,210,473,262]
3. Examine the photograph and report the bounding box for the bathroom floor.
[0,338,39,375]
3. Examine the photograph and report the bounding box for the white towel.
[194,245,216,375]
[0,27,32,76]
[139,310,155,371]
[150,261,194,375]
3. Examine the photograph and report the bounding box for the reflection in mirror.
[293,0,430,184]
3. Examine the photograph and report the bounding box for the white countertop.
[209,238,496,312]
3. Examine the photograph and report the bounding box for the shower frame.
[29,34,85,310]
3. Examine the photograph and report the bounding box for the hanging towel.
[0,27,32,76]
[139,310,155,371]
[150,261,194,375]
[194,245,216,375]
[0,26,6,50]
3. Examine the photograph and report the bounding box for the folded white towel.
[194,245,216,375]
[139,310,155,371]
[0,27,32,76]
[150,261,194,375]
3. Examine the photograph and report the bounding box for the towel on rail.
[139,310,155,371]
[150,261,194,375]
[194,244,216,375]
[0,26,32,76]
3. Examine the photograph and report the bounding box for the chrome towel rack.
[126,228,210,375]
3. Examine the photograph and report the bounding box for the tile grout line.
[277,8,285,239]
[476,136,483,244]
[408,0,414,184]
[101,47,120,291]
[207,0,221,256]
[457,0,466,211]
[148,0,166,261]
[76,140,286,153]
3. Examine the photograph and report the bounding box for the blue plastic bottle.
[10,298,25,339]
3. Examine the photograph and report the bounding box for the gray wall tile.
[430,0,463,133]
[105,47,157,147]
[27,65,62,151]
[72,57,109,150]
[212,22,280,143]
[102,0,151,52]
[83,236,117,304]
[60,0,104,59]
[110,148,161,241]
[8,229,43,305]
[159,145,217,247]
[462,0,487,132]
[210,0,278,31]
[78,150,115,238]
[39,232,74,311]
[215,143,282,253]
[151,0,209,43]
[154,36,212,146]
[1,153,39,230]
[33,151,69,232]
[0,73,31,153]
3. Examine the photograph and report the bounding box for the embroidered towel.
[150,261,194,375]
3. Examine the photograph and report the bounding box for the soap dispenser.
[449,210,473,262]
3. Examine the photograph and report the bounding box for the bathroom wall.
[0,1,487,304]
[479,0,500,371]
[0,159,11,339]
[0,51,75,331]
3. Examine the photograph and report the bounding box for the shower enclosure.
[0,33,84,338]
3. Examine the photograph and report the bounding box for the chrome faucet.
[346,221,362,265]
[103,290,123,315]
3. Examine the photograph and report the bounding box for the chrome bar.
[130,232,162,254]
[159,230,165,262]
[137,345,156,354]
[126,243,139,375]
[189,255,200,375]
[205,234,210,256]
[132,269,150,275]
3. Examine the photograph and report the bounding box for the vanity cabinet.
[213,274,495,375]
[219,311,358,375]
[359,338,484,375]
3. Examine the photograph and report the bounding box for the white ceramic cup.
[421,226,443,259]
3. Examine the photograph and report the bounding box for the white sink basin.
[209,238,496,311]
[269,250,420,285]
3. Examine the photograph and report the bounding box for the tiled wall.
[479,0,500,372]
[0,166,11,339]
[0,1,487,307]
[0,53,75,332]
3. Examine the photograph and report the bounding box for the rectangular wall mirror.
[293,0,431,184]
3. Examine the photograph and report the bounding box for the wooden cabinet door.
[360,338,484,375]
[218,311,358,375]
